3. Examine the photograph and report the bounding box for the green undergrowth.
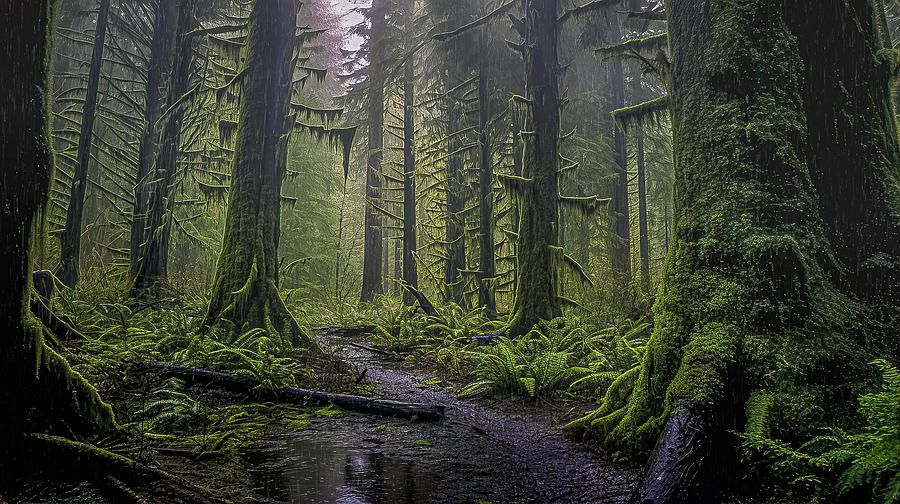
[42,271,362,501]
[342,295,650,402]
[740,359,900,504]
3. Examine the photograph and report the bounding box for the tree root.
[27,433,223,504]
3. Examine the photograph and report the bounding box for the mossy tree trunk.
[444,77,467,306]
[572,1,900,501]
[57,0,111,288]
[361,0,386,302]
[129,0,178,279]
[633,65,651,297]
[786,2,900,310]
[401,1,419,306]
[477,41,497,315]
[1,0,115,469]
[508,0,562,337]
[133,0,196,296]
[605,7,630,284]
[203,0,314,349]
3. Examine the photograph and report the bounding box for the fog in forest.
[1,1,899,503]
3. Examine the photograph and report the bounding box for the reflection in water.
[259,438,439,503]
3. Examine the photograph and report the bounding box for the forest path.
[246,327,638,504]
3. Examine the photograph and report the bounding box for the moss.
[26,316,117,435]
[572,0,885,463]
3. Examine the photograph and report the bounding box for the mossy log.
[142,362,446,422]
[472,331,506,346]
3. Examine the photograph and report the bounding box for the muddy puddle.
[249,433,440,504]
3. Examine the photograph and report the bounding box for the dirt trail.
[247,327,638,504]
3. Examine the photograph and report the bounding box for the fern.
[839,359,900,503]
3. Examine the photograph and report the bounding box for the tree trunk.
[203,0,314,349]
[606,10,631,284]
[444,82,467,305]
[477,49,496,315]
[510,105,524,293]
[1,0,115,469]
[133,0,196,296]
[786,2,900,308]
[632,65,651,297]
[57,0,111,288]
[361,0,386,302]
[130,0,178,280]
[572,1,899,501]
[508,0,562,337]
[401,11,418,307]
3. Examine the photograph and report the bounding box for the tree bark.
[129,0,178,280]
[133,0,197,295]
[57,0,111,288]
[572,1,899,501]
[1,0,115,469]
[606,9,631,284]
[203,0,314,349]
[477,47,496,315]
[444,80,467,306]
[785,1,900,308]
[632,65,651,297]
[401,13,419,306]
[361,0,386,302]
[508,0,562,337]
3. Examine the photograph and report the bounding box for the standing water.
[250,434,440,503]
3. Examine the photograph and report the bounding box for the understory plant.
[460,316,649,400]
[741,359,900,503]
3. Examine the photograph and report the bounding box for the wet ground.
[246,328,638,504]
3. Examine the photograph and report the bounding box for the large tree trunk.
[1,0,115,470]
[477,49,496,315]
[361,0,386,302]
[401,19,418,306]
[571,1,900,501]
[134,0,197,294]
[508,0,562,337]
[632,65,651,297]
[786,1,900,310]
[57,0,111,288]
[133,0,197,295]
[606,9,630,284]
[203,0,313,349]
[129,0,178,279]
[444,79,467,306]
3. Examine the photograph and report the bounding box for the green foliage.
[840,359,900,503]
[568,319,649,395]
[460,316,648,400]
[741,360,900,504]
[173,326,307,391]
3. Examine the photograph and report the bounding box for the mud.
[246,328,638,504]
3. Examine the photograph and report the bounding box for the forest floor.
[245,326,639,504]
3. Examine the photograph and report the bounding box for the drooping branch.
[612,95,670,131]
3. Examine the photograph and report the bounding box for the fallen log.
[311,325,376,337]
[472,331,506,346]
[403,283,437,316]
[141,362,445,422]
